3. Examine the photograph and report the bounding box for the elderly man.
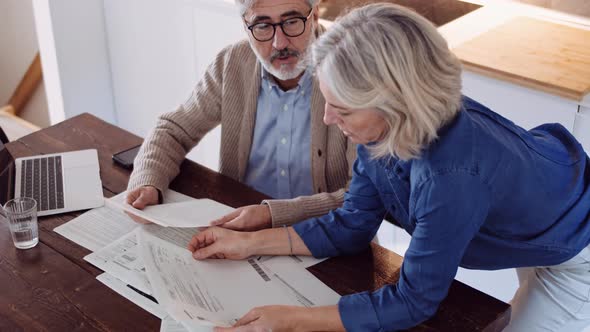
[126,0,355,230]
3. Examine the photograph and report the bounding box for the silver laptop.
[12,149,104,216]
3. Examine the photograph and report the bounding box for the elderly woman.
[189,3,590,331]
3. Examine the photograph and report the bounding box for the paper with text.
[85,225,198,294]
[54,193,138,251]
[54,190,198,251]
[139,229,340,328]
[85,229,152,294]
[160,317,198,332]
[96,272,167,319]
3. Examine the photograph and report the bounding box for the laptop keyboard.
[19,156,64,212]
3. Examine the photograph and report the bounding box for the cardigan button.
[317,149,322,157]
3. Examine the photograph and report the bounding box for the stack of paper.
[139,228,339,330]
[53,189,338,332]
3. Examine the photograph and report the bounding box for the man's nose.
[272,26,289,50]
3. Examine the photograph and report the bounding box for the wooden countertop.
[452,16,590,101]
[439,2,590,102]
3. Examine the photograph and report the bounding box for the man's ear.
[312,4,320,22]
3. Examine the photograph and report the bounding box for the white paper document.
[85,229,153,294]
[161,317,191,332]
[96,272,168,319]
[85,225,199,295]
[54,189,209,251]
[54,193,138,251]
[121,199,234,228]
[268,253,329,269]
[139,229,340,328]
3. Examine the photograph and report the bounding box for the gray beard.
[253,47,309,81]
[251,30,316,81]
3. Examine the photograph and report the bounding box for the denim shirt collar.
[362,143,413,179]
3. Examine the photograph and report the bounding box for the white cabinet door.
[574,106,590,153]
[461,71,578,131]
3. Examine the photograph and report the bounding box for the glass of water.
[3,197,39,249]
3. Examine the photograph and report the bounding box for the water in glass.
[3,197,39,249]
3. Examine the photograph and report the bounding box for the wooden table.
[0,114,510,331]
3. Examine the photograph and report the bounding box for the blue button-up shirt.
[294,96,590,331]
[244,68,313,199]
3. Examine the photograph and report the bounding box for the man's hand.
[188,227,254,260]
[210,205,272,231]
[125,185,159,224]
[214,306,305,332]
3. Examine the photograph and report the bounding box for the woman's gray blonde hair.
[313,3,463,160]
[235,0,319,15]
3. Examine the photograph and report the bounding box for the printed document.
[54,193,138,251]
[160,316,194,332]
[96,272,167,319]
[85,225,198,295]
[54,189,205,251]
[139,228,340,328]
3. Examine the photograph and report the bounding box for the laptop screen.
[0,139,15,206]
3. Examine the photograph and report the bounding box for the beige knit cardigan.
[128,39,356,227]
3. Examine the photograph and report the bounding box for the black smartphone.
[112,144,141,169]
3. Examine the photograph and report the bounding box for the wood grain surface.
[453,17,590,101]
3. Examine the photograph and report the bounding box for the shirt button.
[281,137,287,145]
[283,105,289,111]
[280,169,286,177]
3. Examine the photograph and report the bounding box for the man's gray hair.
[313,3,463,161]
[235,0,319,15]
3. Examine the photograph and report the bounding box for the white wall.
[32,0,117,125]
[0,0,49,128]
[32,0,244,169]
[102,0,244,170]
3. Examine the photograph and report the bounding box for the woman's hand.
[188,227,254,260]
[210,205,272,231]
[215,305,344,332]
[214,305,305,332]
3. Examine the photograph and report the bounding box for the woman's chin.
[349,137,366,145]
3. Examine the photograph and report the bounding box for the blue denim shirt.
[294,96,590,331]
[244,68,313,199]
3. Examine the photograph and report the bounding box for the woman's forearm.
[298,305,345,331]
[250,227,312,256]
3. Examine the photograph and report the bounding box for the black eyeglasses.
[245,8,313,42]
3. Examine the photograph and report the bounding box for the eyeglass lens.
[252,17,306,41]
